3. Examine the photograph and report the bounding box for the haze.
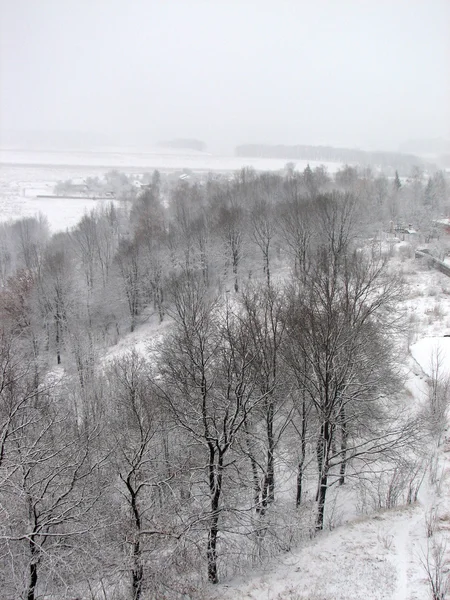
[1,0,449,152]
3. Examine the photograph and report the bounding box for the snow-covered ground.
[0,151,342,232]
[84,254,450,599]
[0,147,341,173]
[4,151,447,597]
[0,164,122,231]
[411,337,450,379]
[213,504,427,600]
[0,194,121,232]
[82,253,450,600]
[202,258,450,600]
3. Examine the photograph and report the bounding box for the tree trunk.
[259,399,275,516]
[264,246,270,288]
[244,418,261,511]
[132,540,143,600]
[207,449,223,584]
[55,312,61,365]
[339,405,348,486]
[315,420,331,531]
[232,249,239,293]
[267,408,275,503]
[200,241,209,288]
[296,460,304,508]
[207,515,219,584]
[265,400,275,505]
[32,335,40,401]
[315,436,323,502]
[296,394,308,507]
[126,477,143,599]
[27,539,38,600]
[316,466,329,531]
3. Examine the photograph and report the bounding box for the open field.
[0,148,341,174]
[0,150,342,232]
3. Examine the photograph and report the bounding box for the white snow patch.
[101,312,173,365]
[410,337,450,378]
[0,195,121,232]
[0,148,342,173]
[213,505,427,600]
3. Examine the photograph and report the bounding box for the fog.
[1,0,449,152]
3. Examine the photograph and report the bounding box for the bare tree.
[250,199,276,288]
[155,277,269,583]
[0,391,102,600]
[95,202,122,289]
[38,235,76,365]
[282,322,315,507]
[115,236,142,333]
[132,187,168,320]
[12,216,49,274]
[213,189,246,293]
[105,350,178,599]
[238,283,289,514]
[283,193,407,530]
[420,538,449,600]
[424,346,450,443]
[70,213,99,293]
[277,184,314,279]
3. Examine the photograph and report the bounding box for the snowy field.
[214,504,427,600]
[0,164,121,231]
[0,147,340,173]
[0,192,121,232]
[0,150,341,232]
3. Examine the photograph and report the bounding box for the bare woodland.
[0,164,448,598]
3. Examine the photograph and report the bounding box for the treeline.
[0,164,447,598]
[235,143,429,174]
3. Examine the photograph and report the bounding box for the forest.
[0,163,449,599]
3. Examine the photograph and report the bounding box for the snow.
[0,194,121,232]
[101,312,172,364]
[0,148,342,174]
[0,164,122,231]
[203,258,450,599]
[0,151,342,232]
[5,153,450,597]
[88,256,450,600]
[214,505,427,600]
[411,337,450,378]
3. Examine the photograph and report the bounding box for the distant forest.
[235,143,428,173]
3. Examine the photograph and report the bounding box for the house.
[394,224,418,240]
[434,218,450,236]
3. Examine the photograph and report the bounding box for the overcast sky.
[0,0,449,152]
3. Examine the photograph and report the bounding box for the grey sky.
[1,0,449,152]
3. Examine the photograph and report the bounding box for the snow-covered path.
[213,503,427,600]
[390,507,427,600]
